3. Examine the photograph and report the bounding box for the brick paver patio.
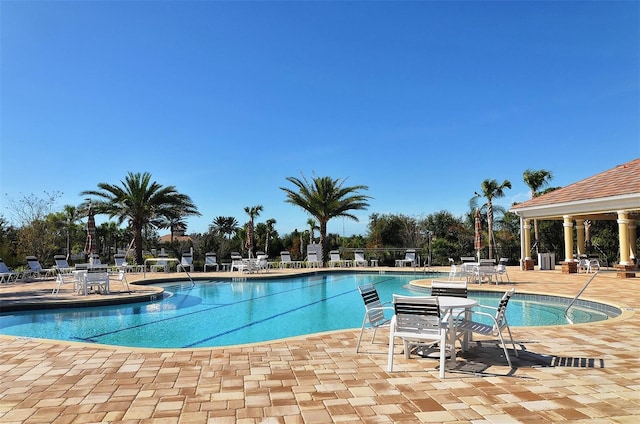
[1,266,638,423]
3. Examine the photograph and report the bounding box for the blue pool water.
[0,273,615,348]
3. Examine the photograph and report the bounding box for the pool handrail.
[564,270,601,324]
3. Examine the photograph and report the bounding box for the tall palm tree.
[523,169,554,252]
[62,204,81,260]
[307,218,317,243]
[210,216,240,240]
[244,205,263,257]
[264,218,276,254]
[81,171,200,265]
[474,178,512,260]
[281,175,371,263]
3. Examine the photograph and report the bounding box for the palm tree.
[523,169,554,252]
[307,218,317,243]
[62,204,81,260]
[280,175,371,263]
[210,216,240,240]
[264,218,276,254]
[81,171,200,265]
[474,178,512,260]
[244,205,263,257]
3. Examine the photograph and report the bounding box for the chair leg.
[496,329,513,368]
[387,331,395,372]
[439,332,447,379]
[355,318,368,353]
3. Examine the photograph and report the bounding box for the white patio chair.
[54,255,73,273]
[328,250,351,267]
[0,258,23,284]
[150,255,169,273]
[587,259,600,273]
[395,249,416,267]
[204,252,219,272]
[256,254,269,273]
[353,249,368,267]
[356,284,394,353]
[387,294,447,378]
[455,288,518,368]
[52,271,78,295]
[230,252,246,272]
[495,258,510,283]
[177,252,194,272]
[306,252,322,268]
[109,270,131,293]
[26,256,55,280]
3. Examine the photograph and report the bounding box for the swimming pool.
[0,273,618,348]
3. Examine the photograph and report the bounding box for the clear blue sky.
[1,1,639,237]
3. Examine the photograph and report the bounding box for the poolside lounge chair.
[0,258,23,284]
[88,254,109,270]
[495,258,510,283]
[328,250,351,268]
[54,255,73,273]
[113,254,143,273]
[26,256,55,280]
[255,254,269,273]
[150,254,169,273]
[204,252,219,271]
[306,252,322,268]
[353,249,368,267]
[230,252,245,272]
[387,294,448,378]
[177,252,194,272]
[356,284,393,353]
[395,249,416,267]
[455,288,518,368]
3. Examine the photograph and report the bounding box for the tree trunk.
[319,221,328,265]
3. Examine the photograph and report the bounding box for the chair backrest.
[54,255,70,269]
[205,253,217,265]
[405,249,416,260]
[181,253,193,265]
[358,284,386,326]
[430,280,467,298]
[89,254,101,265]
[307,252,319,262]
[461,256,476,263]
[392,294,441,334]
[257,254,268,268]
[114,254,126,267]
[231,252,242,260]
[479,259,495,265]
[330,250,341,261]
[494,289,515,329]
[0,259,12,273]
[354,250,365,261]
[26,256,43,271]
[280,251,291,262]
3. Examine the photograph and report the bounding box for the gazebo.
[510,158,640,278]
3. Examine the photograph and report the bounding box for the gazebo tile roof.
[512,158,640,210]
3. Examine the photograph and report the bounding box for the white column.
[575,220,585,256]
[563,216,574,263]
[523,218,532,260]
[618,211,631,265]
[629,220,637,261]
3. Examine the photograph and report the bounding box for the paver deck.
[1,266,638,423]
